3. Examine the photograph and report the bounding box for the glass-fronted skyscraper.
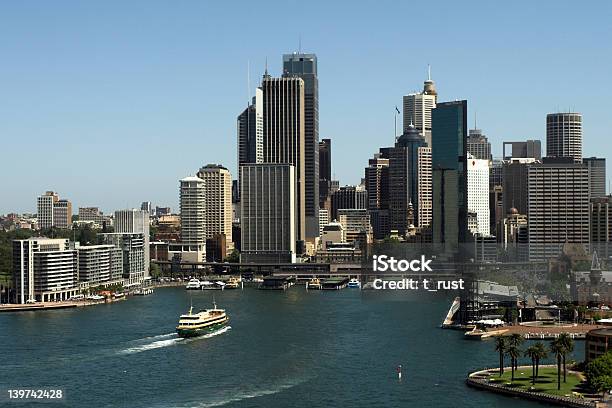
[432,100,468,245]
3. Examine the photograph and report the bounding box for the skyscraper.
[389,125,427,234]
[546,113,582,162]
[432,100,468,245]
[467,128,492,161]
[283,53,319,240]
[240,164,296,263]
[584,157,606,198]
[237,88,264,166]
[467,154,490,236]
[403,70,437,146]
[527,158,590,261]
[37,191,72,230]
[261,74,306,246]
[319,138,331,209]
[177,176,206,262]
[196,164,233,253]
[114,209,150,276]
[330,186,368,221]
[417,146,433,228]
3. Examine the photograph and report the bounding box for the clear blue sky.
[1,1,611,214]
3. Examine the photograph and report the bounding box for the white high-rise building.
[114,209,150,276]
[37,191,72,229]
[417,146,432,227]
[171,176,207,263]
[240,164,296,263]
[196,164,233,252]
[467,154,490,236]
[318,208,329,236]
[403,70,437,147]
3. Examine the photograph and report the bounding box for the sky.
[1,1,611,214]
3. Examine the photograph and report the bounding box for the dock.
[321,277,349,290]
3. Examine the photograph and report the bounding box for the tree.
[508,333,524,373]
[494,336,507,376]
[525,345,539,385]
[549,338,564,391]
[533,341,548,379]
[558,332,575,383]
[585,350,612,396]
[506,344,521,381]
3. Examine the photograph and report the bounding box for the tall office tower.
[177,176,206,262]
[389,125,427,234]
[489,159,503,189]
[261,74,306,246]
[37,191,72,229]
[114,209,150,276]
[590,196,612,244]
[584,157,606,197]
[99,233,146,283]
[503,140,542,160]
[319,138,332,208]
[283,53,319,240]
[237,88,264,202]
[502,158,537,216]
[196,164,233,253]
[365,154,390,210]
[240,164,296,263]
[527,158,590,261]
[467,128,492,160]
[140,202,152,213]
[431,100,468,245]
[467,154,491,236]
[337,209,372,247]
[13,238,78,303]
[403,70,437,146]
[418,146,433,228]
[546,113,582,162]
[330,185,368,221]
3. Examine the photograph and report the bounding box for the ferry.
[225,277,241,289]
[134,288,154,296]
[306,278,322,290]
[176,300,229,338]
[348,278,361,288]
[185,279,201,290]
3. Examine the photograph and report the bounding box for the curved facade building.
[546,113,582,162]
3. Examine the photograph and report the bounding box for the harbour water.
[1,286,584,407]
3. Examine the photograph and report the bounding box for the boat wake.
[166,375,310,408]
[117,326,231,355]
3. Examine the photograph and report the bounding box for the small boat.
[113,292,126,299]
[348,278,361,288]
[225,277,241,289]
[176,300,229,338]
[306,278,322,290]
[186,279,201,290]
[134,288,154,296]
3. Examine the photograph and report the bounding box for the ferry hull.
[176,320,228,338]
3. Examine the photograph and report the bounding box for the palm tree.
[533,341,548,379]
[524,345,539,385]
[506,344,521,381]
[558,332,575,383]
[507,333,524,372]
[549,338,564,391]
[494,336,507,376]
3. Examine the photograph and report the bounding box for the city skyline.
[2,1,612,213]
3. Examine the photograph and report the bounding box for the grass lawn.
[488,367,587,397]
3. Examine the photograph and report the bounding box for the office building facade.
[196,164,233,252]
[546,113,582,162]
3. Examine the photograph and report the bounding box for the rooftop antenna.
[299,34,302,54]
[247,60,251,105]
[427,64,431,81]
[264,56,268,76]
[474,111,477,130]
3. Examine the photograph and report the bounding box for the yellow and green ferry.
[176,301,229,338]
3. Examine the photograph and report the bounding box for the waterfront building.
[240,164,296,263]
[261,73,306,246]
[467,154,491,236]
[13,238,78,303]
[205,234,227,262]
[37,191,73,230]
[171,176,207,263]
[196,164,233,253]
[585,328,612,363]
[330,185,368,221]
[319,208,329,237]
[503,140,542,160]
[466,128,492,160]
[114,209,150,276]
[99,233,146,284]
[77,244,118,285]
[527,158,590,261]
[283,53,319,240]
[546,112,582,162]
[337,209,372,248]
[584,157,606,198]
[431,100,468,245]
[403,70,437,146]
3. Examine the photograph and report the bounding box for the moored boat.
[185,279,201,290]
[176,300,229,338]
[306,278,322,290]
[225,277,241,289]
[348,278,361,288]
